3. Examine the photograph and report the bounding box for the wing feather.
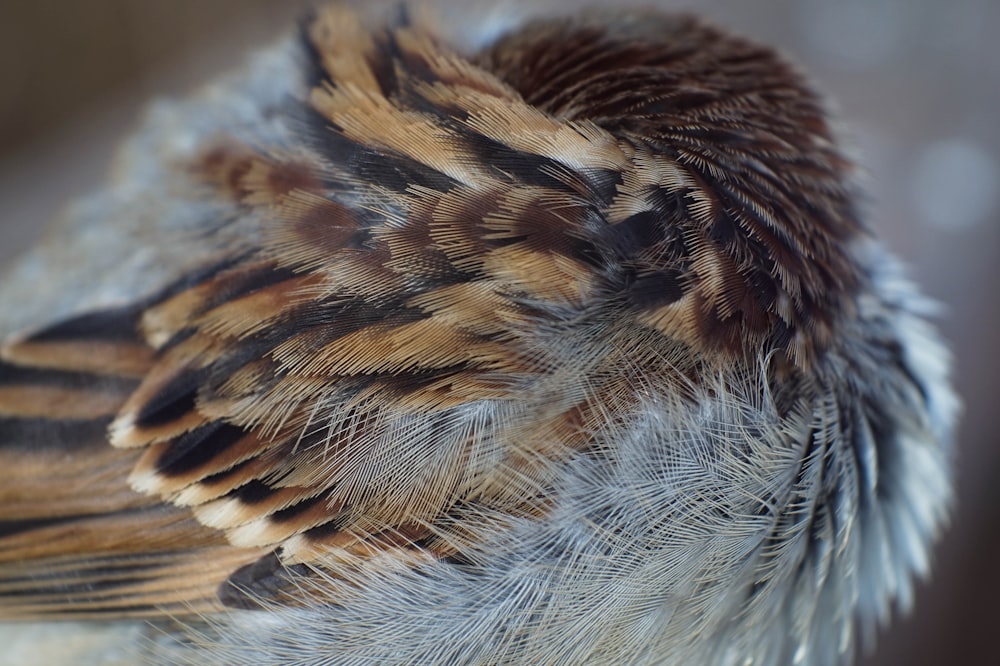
[1,5,863,619]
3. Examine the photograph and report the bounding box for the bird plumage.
[0,5,957,664]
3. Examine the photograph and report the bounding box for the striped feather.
[1,5,873,621]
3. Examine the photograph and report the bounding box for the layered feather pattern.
[0,6,956,665]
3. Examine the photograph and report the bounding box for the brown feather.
[1,5,869,621]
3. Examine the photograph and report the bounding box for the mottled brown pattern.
[481,11,864,366]
[1,4,878,625]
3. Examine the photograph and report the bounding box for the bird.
[0,3,959,665]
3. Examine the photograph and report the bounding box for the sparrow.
[0,4,959,665]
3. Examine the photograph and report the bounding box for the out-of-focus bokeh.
[1,1,997,664]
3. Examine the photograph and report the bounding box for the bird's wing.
[0,6,633,618]
[0,305,267,617]
[0,5,857,619]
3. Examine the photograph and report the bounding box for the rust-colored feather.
[0,329,264,618]
[1,3,871,624]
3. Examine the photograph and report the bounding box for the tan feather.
[0,13,939,663]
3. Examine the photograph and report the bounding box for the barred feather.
[0,5,956,665]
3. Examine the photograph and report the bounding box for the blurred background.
[1,1,997,664]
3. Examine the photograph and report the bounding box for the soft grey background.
[1,1,997,664]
